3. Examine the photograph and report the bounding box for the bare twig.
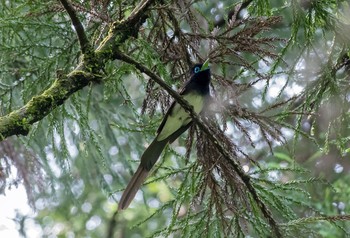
[59,0,91,54]
[107,209,120,238]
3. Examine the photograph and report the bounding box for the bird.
[118,59,211,210]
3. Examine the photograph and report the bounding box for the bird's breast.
[156,93,204,141]
[178,93,204,114]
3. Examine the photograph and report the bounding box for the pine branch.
[0,0,156,141]
[59,0,91,54]
[283,214,350,226]
[114,51,282,237]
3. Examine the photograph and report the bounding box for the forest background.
[1,0,350,237]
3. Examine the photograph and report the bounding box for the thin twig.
[107,209,119,238]
[59,0,91,54]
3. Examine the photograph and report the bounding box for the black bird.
[119,59,211,210]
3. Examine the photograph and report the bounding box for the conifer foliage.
[1,0,350,237]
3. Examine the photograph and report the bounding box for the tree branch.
[114,51,282,237]
[95,0,154,61]
[107,209,120,238]
[59,0,91,54]
[0,71,95,140]
[0,0,157,141]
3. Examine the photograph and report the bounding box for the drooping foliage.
[1,0,350,237]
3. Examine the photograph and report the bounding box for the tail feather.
[118,165,149,210]
[118,139,168,210]
[140,138,168,170]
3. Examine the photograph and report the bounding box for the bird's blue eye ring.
[194,66,200,73]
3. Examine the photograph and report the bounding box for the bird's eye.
[194,66,200,73]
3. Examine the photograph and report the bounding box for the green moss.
[20,117,31,132]
[0,8,147,141]
[25,96,51,121]
[0,111,31,137]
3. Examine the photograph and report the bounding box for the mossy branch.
[0,71,96,139]
[0,0,156,142]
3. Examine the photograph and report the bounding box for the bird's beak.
[200,59,210,71]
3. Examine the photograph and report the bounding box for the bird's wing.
[156,81,191,135]
[157,92,204,141]
[157,102,176,135]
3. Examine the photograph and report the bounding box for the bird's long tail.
[118,165,149,210]
[118,138,168,210]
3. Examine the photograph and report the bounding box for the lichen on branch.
[0,0,156,141]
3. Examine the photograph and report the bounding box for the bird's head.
[191,58,211,83]
[192,58,210,74]
[188,59,211,94]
